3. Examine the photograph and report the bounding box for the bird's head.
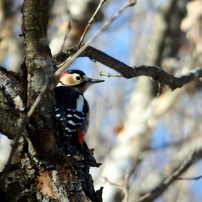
[57,69,104,93]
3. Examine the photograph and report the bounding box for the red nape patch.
[77,130,84,145]
[59,72,68,81]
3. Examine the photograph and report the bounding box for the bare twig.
[137,151,197,202]
[104,177,123,189]
[177,175,202,181]
[78,0,106,46]
[100,72,122,77]
[60,20,71,52]
[104,164,138,202]
[123,164,138,202]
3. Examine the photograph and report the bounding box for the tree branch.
[80,46,202,90]
[78,0,106,46]
[137,150,202,202]
[54,45,202,90]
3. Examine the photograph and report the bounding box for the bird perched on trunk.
[55,69,104,154]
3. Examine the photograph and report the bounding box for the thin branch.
[100,72,122,77]
[104,177,123,189]
[104,163,138,202]
[78,0,106,47]
[60,20,71,52]
[123,164,138,202]
[137,151,198,202]
[177,175,202,181]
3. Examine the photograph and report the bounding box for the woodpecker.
[55,69,104,151]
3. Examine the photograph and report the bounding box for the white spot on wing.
[65,127,73,132]
[76,95,84,111]
[74,114,84,119]
[68,120,78,125]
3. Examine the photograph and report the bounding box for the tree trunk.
[0,0,102,201]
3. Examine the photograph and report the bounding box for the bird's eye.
[75,76,81,81]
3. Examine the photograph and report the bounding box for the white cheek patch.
[76,95,84,111]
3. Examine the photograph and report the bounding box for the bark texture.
[0,0,102,201]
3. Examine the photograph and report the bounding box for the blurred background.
[0,0,202,201]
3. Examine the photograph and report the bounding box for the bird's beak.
[88,78,105,84]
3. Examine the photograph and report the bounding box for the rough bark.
[0,0,102,201]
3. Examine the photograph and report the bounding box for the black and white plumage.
[55,69,104,147]
[55,85,89,144]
